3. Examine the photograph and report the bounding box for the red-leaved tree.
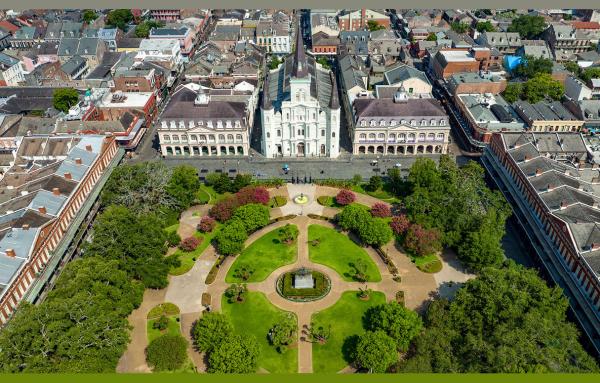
[403,224,442,256]
[335,189,356,206]
[370,202,391,218]
[389,214,411,236]
[197,216,217,233]
[180,236,202,252]
[235,186,270,205]
[209,197,238,222]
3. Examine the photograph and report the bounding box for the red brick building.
[338,9,390,31]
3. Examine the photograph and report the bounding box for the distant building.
[338,9,390,31]
[512,100,584,132]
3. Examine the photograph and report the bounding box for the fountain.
[293,192,309,204]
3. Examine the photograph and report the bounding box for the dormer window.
[361,120,367,126]
[370,120,376,126]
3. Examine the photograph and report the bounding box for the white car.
[394,163,402,168]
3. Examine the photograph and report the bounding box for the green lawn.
[222,291,298,373]
[196,184,232,205]
[164,223,180,234]
[168,224,221,276]
[308,225,381,282]
[407,252,443,274]
[311,291,386,373]
[147,315,181,343]
[225,225,298,282]
[351,184,401,204]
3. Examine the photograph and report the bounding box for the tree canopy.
[513,55,553,79]
[402,262,599,372]
[476,21,496,33]
[146,334,188,372]
[82,9,98,23]
[105,9,133,30]
[207,334,260,373]
[52,88,79,113]
[507,15,546,39]
[134,20,164,38]
[353,330,398,373]
[450,22,469,33]
[365,302,423,352]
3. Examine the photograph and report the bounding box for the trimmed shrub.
[180,236,202,252]
[371,202,391,218]
[231,203,270,233]
[209,197,238,222]
[236,186,269,205]
[215,220,248,255]
[390,214,410,236]
[146,334,188,372]
[198,216,217,233]
[335,189,356,206]
[403,224,442,257]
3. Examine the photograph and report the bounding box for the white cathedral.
[260,25,341,158]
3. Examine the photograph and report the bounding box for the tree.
[365,302,423,352]
[153,315,169,330]
[507,15,546,39]
[53,88,79,112]
[82,9,98,23]
[166,230,181,247]
[450,22,469,34]
[522,74,564,103]
[232,173,253,192]
[146,334,188,372]
[367,175,383,191]
[216,220,248,255]
[353,259,369,282]
[351,174,363,185]
[105,9,133,31]
[335,189,356,206]
[225,283,247,303]
[513,55,553,79]
[402,262,599,372]
[457,209,506,271]
[134,20,164,38]
[358,217,393,247]
[337,204,371,232]
[192,312,234,353]
[180,236,201,252]
[367,20,385,31]
[370,202,391,218]
[198,216,217,233]
[269,313,297,352]
[0,257,143,372]
[502,82,523,103]
[278,224,298,244]
[403,224,442,256]
[269,55,281,70]
[306,322,331,344]
[563,61,581,76]
[316,56,331,69]
[211,172,233,194]
[425,33,437,41]
[581,67,600,84]
[231,203,269,233]
[387,167,405,195]
[476,21,496,32]
[353,331,398,373]
[235,185,270,205]
[209,197,238,222]
[207,334,260,373]
[84,205,173,289]
[390,214,411,236]
[166,165,200,210]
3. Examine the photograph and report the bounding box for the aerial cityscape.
[0,7,599,374]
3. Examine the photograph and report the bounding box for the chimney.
[85,144,93,152]
[22,224,29,230]
[535,168,543,176]
[64,172,72,180]
[524,154,531,161]
[52,187,60,196]
[560,200,568,209]
[5,249,15,258]
[592,243,600,251]
[75,157,82,165]
[38,206,47,215]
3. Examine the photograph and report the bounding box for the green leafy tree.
[358,217,393,247]
[167,165,200,210]
[53,88,79,112]
[365,302,423,352]
[316,56,331,69]
[225,283,247,303]
[336,204,371,232]
[211,172,233,194]
[563,61,581,76]
[351,174,363,185]
[84,205,172,289]
[502,82,523,103]
[231,203,269,233]
[192,312,234,353]
[367,20,385,31]
[476,21,496,32]
[402,262,599,372]
[522,74,564,103]
[207,334,260,373]
[232,173,253,192]
[82,9,98,23]
[105,9,133,31]
[269,313,297,352]
[134,20,164,38]
[278,223,298,244]
[457,209,506,271]
[215,220,248,255]
[507,15,546,39]
[146,334,188,372]
[513,55,553,79]
[269,55,281,70]
[368,175,383,191]
[353,330,398,373]
[450,22,469,33]
[581,67,600,84]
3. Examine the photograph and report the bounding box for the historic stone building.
[261,26,341,158]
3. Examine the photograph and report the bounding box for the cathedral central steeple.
[291,17,308,79]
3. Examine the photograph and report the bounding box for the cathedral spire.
[292,16,308,79]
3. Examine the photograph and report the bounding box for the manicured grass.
[225,225,298,282]
[308,225,381,282]
[317,195,338,207]
[351,184,401,203]
[311,291,386,373]
[222,291,298,373]
[269,195,288,208]
[147,303,180,320]
[168,225,221,276]
[147,315,181,343]
[196,184,232,205]
[408,253,443,274]
[164,223,180,234]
